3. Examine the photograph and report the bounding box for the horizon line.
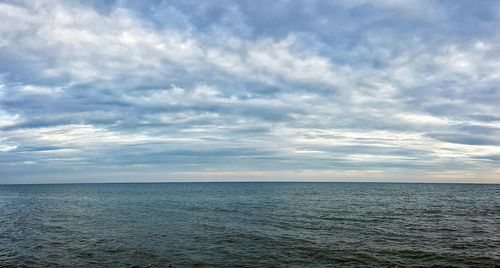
[1,180,499,186]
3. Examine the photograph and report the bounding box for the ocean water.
[0,182,498,267]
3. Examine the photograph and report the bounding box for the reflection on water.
[0,182,499,267]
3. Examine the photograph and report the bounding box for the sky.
[0,0,499,184]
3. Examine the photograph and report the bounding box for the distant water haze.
[2,170,500,185]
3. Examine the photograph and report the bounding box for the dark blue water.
[0,182,498,267]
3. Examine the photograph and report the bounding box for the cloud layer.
[1,0,499,183]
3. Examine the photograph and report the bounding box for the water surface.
[0,182,498,267]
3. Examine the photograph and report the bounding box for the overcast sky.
[0,0,499,183]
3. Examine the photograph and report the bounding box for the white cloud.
[395,113,452,126]
[0,143,16,152]
[7,124,167,148]
[0,110,19,127]
[0,2,343,88]
[18,85,63,95]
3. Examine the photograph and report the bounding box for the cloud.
[427,133,500,146]
[0,0,499,183]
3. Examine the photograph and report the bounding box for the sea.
[0,182,498,267]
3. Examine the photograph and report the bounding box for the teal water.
[0,182,499,267]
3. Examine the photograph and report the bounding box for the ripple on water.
[0,182,498,267]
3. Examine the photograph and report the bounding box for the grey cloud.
[0,0,499,183]
[427,133,500,146]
